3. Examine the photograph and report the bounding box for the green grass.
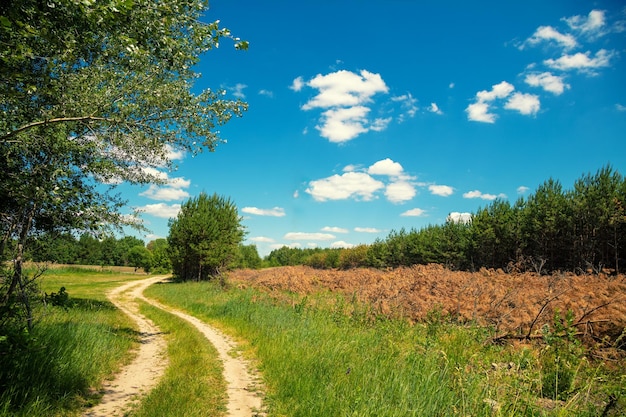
[38,265,145,301]
[131,301,227,417]
[2,268,624,416]
[145,280,626,417]
[0,269,140,416]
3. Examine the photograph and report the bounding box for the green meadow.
[1,268,624,416]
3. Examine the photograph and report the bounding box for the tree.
[127,245,153,273]
[147,238,172,273]
[168,193,244,281]
[1,0,247,335]
[233,244,262,269]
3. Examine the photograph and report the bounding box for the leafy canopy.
[168,193,244,280]
[1,0,248,242]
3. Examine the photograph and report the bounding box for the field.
[229,264,626,348]
[3,264,625,416]
[148,265,626,416]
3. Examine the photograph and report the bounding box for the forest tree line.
[20,166,625,275]
[24,234,172,273]
[21,232,263,274]
[267,166,626,274]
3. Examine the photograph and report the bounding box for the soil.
[83,276,264,417]
[228,265,626,344]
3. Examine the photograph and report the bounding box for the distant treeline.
[22,232,262,273]
[267,166,626,274]
[24,234,172,273]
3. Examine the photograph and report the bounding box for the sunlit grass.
[37,266,145,301]
[131,301,227,417]
[0,269,139,417]
[146,279,625,417]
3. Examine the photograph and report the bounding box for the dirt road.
[83,276,264,417]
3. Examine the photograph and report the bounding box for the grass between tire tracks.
[131,301,227,417]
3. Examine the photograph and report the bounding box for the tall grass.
[0,270,140,416]
[146,280,624,417]
[145,282,500,416]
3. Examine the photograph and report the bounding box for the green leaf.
[0,16,11,28]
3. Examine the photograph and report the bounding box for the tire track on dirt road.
[83,276,264,417]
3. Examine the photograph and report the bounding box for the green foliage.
[338,244,369,269]
[540,309,583,401]
[0,0,247,340]
[146,238,172,273]
[261,165,626,274]
[232,244,262,269]
[44,287,70,309]
[26,232,155,268]
[168,193,244,281]
[127,245,153,272]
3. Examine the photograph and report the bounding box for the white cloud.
[140,166,169,182]
[466,101,496,123]
[322,226,349,233]
[297,69,390,142]
[331,240,355,249]
[524,72,570,95]
[307,158,418,203]
[168,177,191,189]
[290,76,304,91]
[385,181,416,203]
[517,186,530,194]
[140,185,190,201]
[447,212,472,224]
[370,117,392,132]
[544,49,613,73]
[392,93,418,121]
[259,89,274,98]
[505,92,541,116]
[284,232,335,241]
[463,190,507,200]
[401,208,426,217]
[428,184,454,197]
[368,158,405,177]
[230,83,247,98]
[616,104,626,112]
[241,207,286,217]
[476,81,515,102]
[250,236,275,243]
[139,175,191,202]
[428,102,443,115]
[522,25,578,50]
[354,227,381,233]
[138,203,181,219]
[316,106,370,143]
[302,70,388,110]
[466,81,515,123]
[564,10,606,37]
[305,171,384,202]
[165,144,185,161]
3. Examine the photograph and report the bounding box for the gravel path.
[83,276,264,417]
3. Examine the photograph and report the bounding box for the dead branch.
[525,288,570,339]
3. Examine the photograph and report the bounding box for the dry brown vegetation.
[229,265,626,347]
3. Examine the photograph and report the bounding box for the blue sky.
[123,1,626,257]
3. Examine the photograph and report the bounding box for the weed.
[540,309,583,401]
